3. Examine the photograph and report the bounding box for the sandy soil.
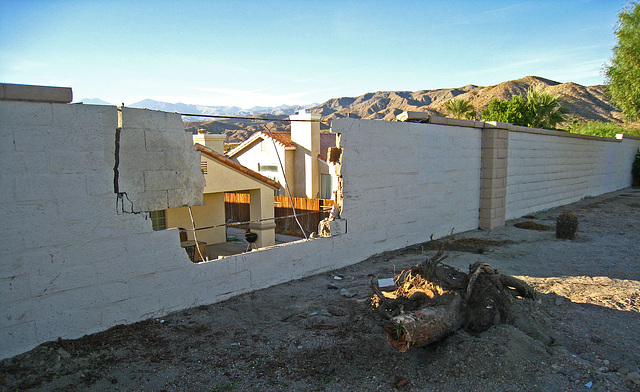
[2,189,640,392]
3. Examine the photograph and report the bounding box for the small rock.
[585,381,593,388]
[57,348,70,359]
[603,360,610,367]
[307,312,318,317]
[619,367,630,375]
[326,284,338,290]
[555,297,565,306]
[627,372,640,385]
[340,288,356,298]
[598,367,609,373]
[327,306,348,317]
[333,275,343,280]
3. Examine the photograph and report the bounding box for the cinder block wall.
[334,118,483,250]
[2,98,639,360]
[505,128,640,219]
[0,100,204,359]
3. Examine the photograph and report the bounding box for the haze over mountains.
[82,76,624,143]
[77,98,317,118]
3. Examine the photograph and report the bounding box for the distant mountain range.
[80,76,625,143]
[313,76,622,123]
[186,76,625,143]
[77,98,317,118]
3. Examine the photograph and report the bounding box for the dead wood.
[372,245,539,352]
[384,294,463,352]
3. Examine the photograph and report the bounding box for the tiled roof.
[225,130,337,162]
[195,143,281,190]
[261,130,296,148]
[319,132,337,162]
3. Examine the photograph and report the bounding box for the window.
[149,210,166,231]
[201,160,207,174]
[321,174,332,199]
[258,164,278,172]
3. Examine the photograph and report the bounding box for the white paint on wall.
[2,97,639,360]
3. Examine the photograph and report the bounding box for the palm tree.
[444,98,476,120]
[525,88,569,129]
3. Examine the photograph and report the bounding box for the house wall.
[2,94,640,360]
[505,128,640,219]
[165,193,226,245]
[233,138,286,191]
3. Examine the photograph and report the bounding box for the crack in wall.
[113,106,141,215]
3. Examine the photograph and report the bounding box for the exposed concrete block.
[35,306,102,342]
[120,190,169,212]
[50,151,102,174]
[145,129,192,151]
[51,103,115,128]
[118,128,146,151]
[15,174,88,201]
[117,168,146,193]
[0,101,52,126]
[0,152,49,175]
[0,127,14,153]
[121,107,168,130]
[0,321,38,359]
[143,170,181,191]
[1,83,72,103]
[329,219,347,236]
[166,113,186,130]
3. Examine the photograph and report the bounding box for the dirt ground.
[2,189,640,392]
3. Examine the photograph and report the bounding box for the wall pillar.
[479,125,509,230]
[248,188,276,248]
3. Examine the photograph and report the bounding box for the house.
[226,109,338,200]
[159,130,281,257]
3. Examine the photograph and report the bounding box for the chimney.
[289,109,321,198]
[192,129,225,154]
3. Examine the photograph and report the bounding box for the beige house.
[159,132,280,258]
[226,109,338,200]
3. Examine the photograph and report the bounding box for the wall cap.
[1,83,72,103]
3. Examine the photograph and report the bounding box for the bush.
[565,120,640,138]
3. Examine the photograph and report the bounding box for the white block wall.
[2,102,638,360]
[334,119,483,251]
[0,101,204,359]
[506,130,640,219]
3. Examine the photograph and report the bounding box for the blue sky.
[0,0,629,108]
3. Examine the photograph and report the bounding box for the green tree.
[481,88,568,129]
[444,98,476,120]
[526,88,569,129]
[605,2,640,121]
[481,95,535,126]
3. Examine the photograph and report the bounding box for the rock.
[603,360,610,367]
[555,297,565,306]
[327,306,348,317]
[340,288,356,298]
[57,348,71,359]
[627,372,640,385]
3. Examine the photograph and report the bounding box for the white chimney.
[192,129,225,154]
[289,109,321,198]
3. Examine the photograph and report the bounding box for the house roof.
[226,130,337,162]
[194,143,281,190]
